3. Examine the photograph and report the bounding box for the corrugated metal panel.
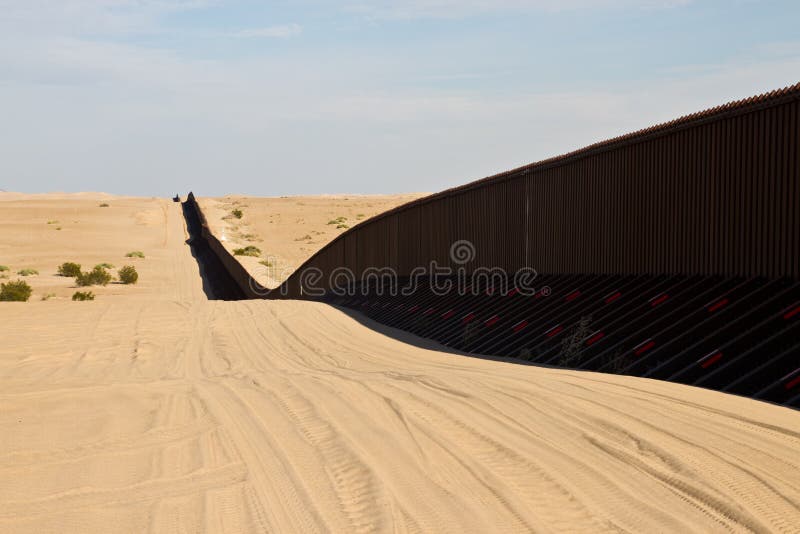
[273,84,800,298]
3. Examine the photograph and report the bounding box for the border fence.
[274,82,799,299]
[185,83,800,406]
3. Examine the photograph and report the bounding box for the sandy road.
[1,197,799,533]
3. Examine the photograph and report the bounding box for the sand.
[197,194,425,288]
[1,193,799,533]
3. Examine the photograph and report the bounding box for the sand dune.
[1,195,798,533]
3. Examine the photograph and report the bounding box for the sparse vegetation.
[259,259,274,267]
[58,262,82,277]
[356,213,366,219]
[125,251,145,259]
[0,280,32,302]
[327,216,348,225]
[41,293,56,301]
[294,234,312,241]
[76,266,112,287]
[47,220,59,224]
[118,265,138,285]
[0,265,8,272]
[231,209,243,219]
[17,268,39,276]
[336,224,350,229]
[558,316,593,367]
[95,263,115,270]
[233,245,261,257]
[72,291,95,301]
[99,203,110,207]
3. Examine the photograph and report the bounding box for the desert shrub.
[99,203,110,207]
[41,293,56,301]
[118,265,138,285]
[76,266,112,287]
[327,216,348,225]
[557,316,593,367]
[95,263,115,270]
[259,259,273,267]
[72,291,95,301]
[0,265,8,272]
[17,268,39,276]
[231,209,243,219]
[233,245,261,257]
[58,262,82,277]
[0,280,32,302]
[125,251,145,258]
[336,224,350,229]
[47,220,59,224]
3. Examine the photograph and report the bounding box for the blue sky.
[1,0,798,196]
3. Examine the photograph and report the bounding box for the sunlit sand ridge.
[1,193,798,533]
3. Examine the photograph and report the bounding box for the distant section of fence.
[184,193,262,299]
[271,83,800,299]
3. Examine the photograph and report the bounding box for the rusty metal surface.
[273,83,800,298]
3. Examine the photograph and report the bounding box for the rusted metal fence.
[273,83,800,299]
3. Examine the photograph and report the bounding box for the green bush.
[17,268,39,276]
[0,280,32,302]
[125,251,145,259]
[58,262,82,277]
[118,265,138,285]
[76,266,112,287]
[0,265,8,272]
[231,209,243,219]
[72,291,95,301]
[95,263,115,270]
[233,245,261,257]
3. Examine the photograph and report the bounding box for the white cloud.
[2,30,797,195]
[0,0,217,36]
[343,0,692,19]
[235,24,303,38]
